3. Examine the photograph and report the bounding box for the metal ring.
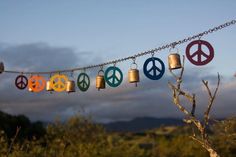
[130,63,138,70]
[98,69,104,75]
[169,47,179,53]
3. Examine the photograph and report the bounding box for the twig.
[203,73,220,127]
[7,126,21,157]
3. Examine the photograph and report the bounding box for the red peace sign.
[186,40,214,66]
[28,75,46,92]
[15,75,28,90]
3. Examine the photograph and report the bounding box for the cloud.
[0,43,235,122]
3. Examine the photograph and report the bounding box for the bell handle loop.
[98,69,104,75]
[99,65,103,71]
[169,47,179,54]
[130,63,138,70]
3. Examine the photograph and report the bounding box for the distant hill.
[0,110,45,139]
[103,117,184,132]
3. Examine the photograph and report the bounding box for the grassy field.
[0,112,235,157]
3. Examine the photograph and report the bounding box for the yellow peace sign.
[50,74,69,92]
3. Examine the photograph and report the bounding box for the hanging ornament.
[104,65,123,87]
[66,80,76,93]
[15,75,28,90]
[50,74,69,92]
[186,39,214,66]
[77,73,90,92]
[168,48,182,70]
[28,75,46,92]
[46,80,54,92]
[28,84,35,92]
[46,74,54,92]
[143,53,165,80]
[0,62,4,74]
[128,59,140,87]
[96,69,106,90]
[66,72,76,93]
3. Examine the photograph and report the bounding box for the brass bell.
[168,53,182,70]
[96,70,105,90]
[0,62,4,74]
[66,80,76,93]
[128,69,139,87]
[46,80,54,92]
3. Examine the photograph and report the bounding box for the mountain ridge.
[103,117,184,132]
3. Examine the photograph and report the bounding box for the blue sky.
[0,0,236,76]
[0,1,235,122]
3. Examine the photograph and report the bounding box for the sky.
[0,0,235,122]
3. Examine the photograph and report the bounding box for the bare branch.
[7,126,21,157]
[191,94,196,116]
[204,73,220,126]
[168,55,220,157]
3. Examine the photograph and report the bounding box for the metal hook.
[71,71,74,77]
[113,61,117,67]
[171,42,177,49]
[151,51,155,57]
[132,57,136,64]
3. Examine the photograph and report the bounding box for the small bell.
[66,80,76,93]
[0,62,4,73]
[28,79,35,92]
[96,70,105,90]
[128,69,139,87]
[46,80,54,92]
[28,85,35,92]
[168,53,182,70]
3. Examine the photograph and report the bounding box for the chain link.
[3,19,236,75]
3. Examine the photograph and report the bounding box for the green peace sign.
[104,66,123,87]
[77,73,90,92]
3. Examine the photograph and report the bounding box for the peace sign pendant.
[28,75,46,92]
[15,75,28,90]
[143,57,165,80]
[77,73,90,92]
[50,74,69,92]
[104,66,123,87]
[186,40,214,66]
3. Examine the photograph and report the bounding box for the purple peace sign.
[186,40,214,66]
[15,75,28,90]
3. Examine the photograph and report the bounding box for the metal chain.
[3,19,236,75]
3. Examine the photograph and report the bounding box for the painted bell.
[46,80,54,92]
[168,53,182,70]
[66,80,76,93]
[96,73,105,90]
[128,69,139,87]
[0,62,4,73]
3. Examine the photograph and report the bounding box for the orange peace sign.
[28,75,46,92]
[50,74,69,92]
